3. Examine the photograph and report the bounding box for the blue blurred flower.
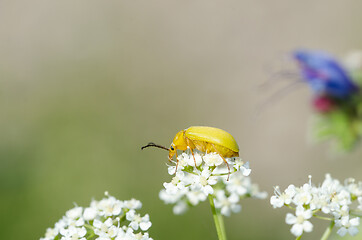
[293,49,359,98]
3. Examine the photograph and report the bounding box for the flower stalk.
[320,221,335,240]
[295,235,302,240]
[209,195,227,240]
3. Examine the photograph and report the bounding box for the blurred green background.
[1,0,362,239]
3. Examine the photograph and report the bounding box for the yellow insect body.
[168,126,239,161]
[141,126,239,179]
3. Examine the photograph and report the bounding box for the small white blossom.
[271,174,362,238]
[126,210,152,231]
[214,190,241,217]
[186,189,207,206]
[293,183,313,206]
[59,226,87,240]
[173,201,189,215]
[40,193,153,240]
[83,207,97,221]
[179,152,203,167]
[270,185,296,208]
[285,206,313,237]
[163,171,187,195]
[93,218,119,239]
[358,197,362,210]
[96,196,124,217]
[225,173,248,196]
[41,228,59,240]
[231,159,251,176]
[192,169,217,195]
[66,207,83,219]
[124,199,142,210]
[159,152,266,216]
[336,216,360,236]
[203,152,224,166]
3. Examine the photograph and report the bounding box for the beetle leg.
[174,150,179,174]
[212,144,231,181]
[185,138,198,168]
[189,147,198,168]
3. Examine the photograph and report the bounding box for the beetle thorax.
[171,130,188,151]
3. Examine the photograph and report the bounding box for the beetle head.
[168,130,188,160]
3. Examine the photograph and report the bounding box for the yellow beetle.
[142,126,239,178]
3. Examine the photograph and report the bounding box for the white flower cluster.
[159,152,267,216]
[270,174,362,237]
[40,192,153,240]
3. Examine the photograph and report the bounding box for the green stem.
[211,169,237,176]
[320,221,335,240]
[313,214,333,221]
[296,235,302,240]
[285,204,296,211]
[209,195,227,240]
[350,210,362,217]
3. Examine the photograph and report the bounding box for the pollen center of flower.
[171,176,180,185]
[134,214,142,222]
[101,224,108,232]
[199,176,208,186]
[296,215,305,224]
[106,206,114,214]
[71,234,80,240]
[300,195,309,203]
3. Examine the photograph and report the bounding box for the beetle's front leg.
[185,138,198,168]
[174,150,179,174]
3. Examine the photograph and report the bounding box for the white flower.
[163,171,187,195]
[173,201,189,215]
[309,193,330,213]
[214,190,241,216]
[177,152,203,167]
[332,205,350,219]
[159,188,187,205]
[271,174,362,238]
[336,216,360,236]
[224,172,248,196]
[41,227,59,240]
[96,196,124,217]
[247,180,268,199]
[331,190,351,207]
[285,206,313,237]
[41,193,153,240]
[232,159,251,176]
[93,218,119,239]
[124,199,142,210]
[126,210,152,231]
[186,189,207,206]
[60,226,87,240]
[66,207,83,219]
[159,152,264,216]
[115,227,136,240]
[203,152,224,167]
[345,178,362,197]
[191,169,217,195]
[293,183,313,206]
[358,197,362,210]
[83,207,97,221]
[270,185,296,208]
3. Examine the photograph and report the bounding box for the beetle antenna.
[141,142,169,151]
